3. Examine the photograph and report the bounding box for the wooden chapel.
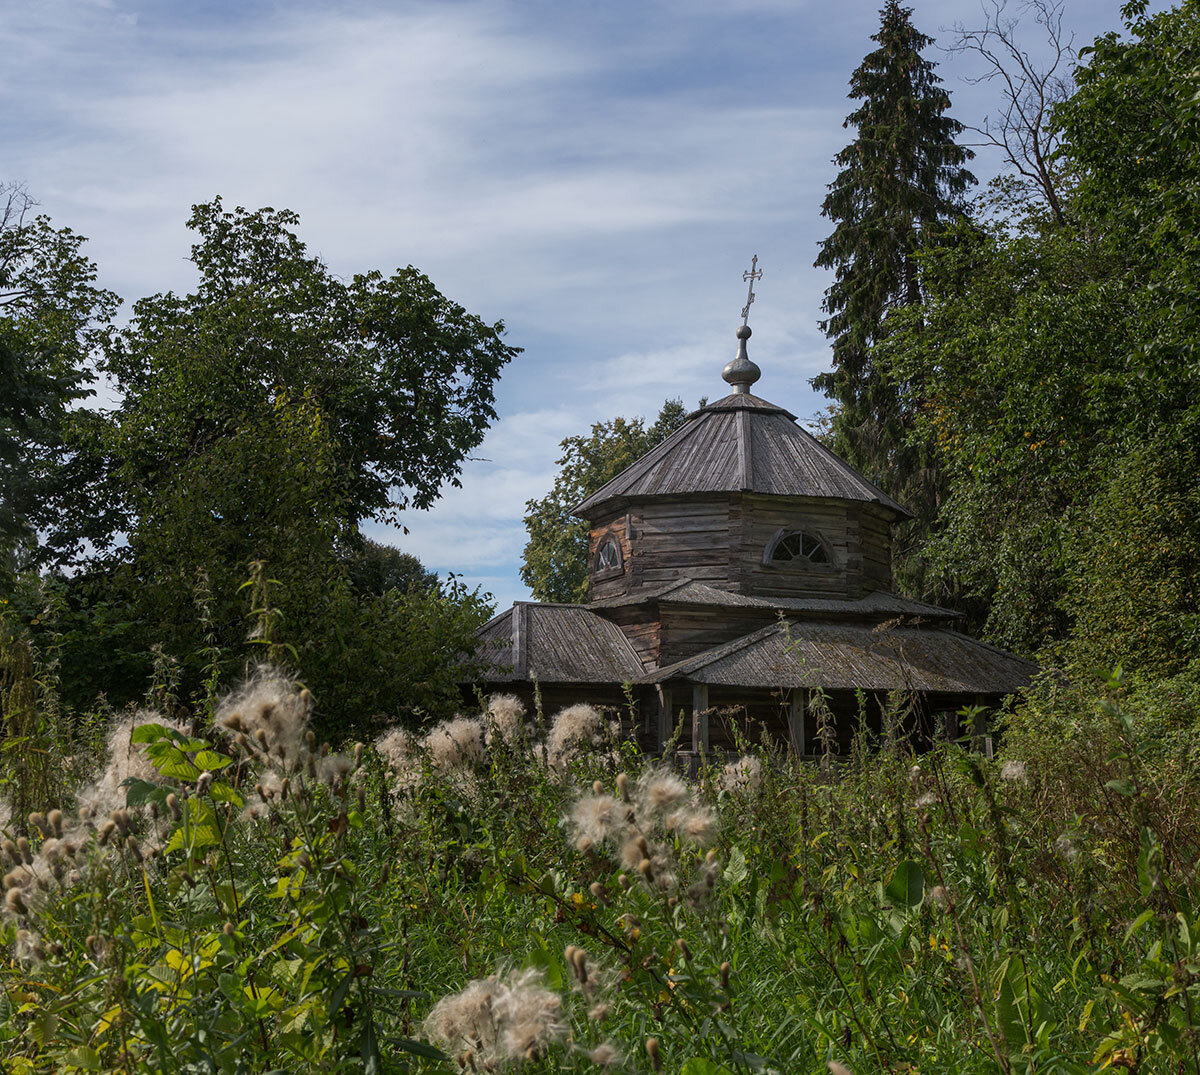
[466,314,1034,758]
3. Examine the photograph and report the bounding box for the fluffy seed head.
[1001,759,1028,784]
[424,968,565,1067]
[546,704,605,765]
[217,668,312,772]
[637,769,689,815]
[484,694,526,747]
[422,717,486,772]
[719,756,763,796]
[569,794,627,849]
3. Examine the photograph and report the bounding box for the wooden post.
[691,683,709,755]
[972,707,992,757]
[657,686,673,753]
[789,689,807,756]
[941,708,960,744]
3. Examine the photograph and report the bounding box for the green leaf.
[123,777,167,807]
[130,722,171,744]
[723,846,748,886]
[884,860,925,908]
[1125,909,1156,943]
[390,1038,448,1061]
[329,968,355,1017]
[994,955,1038,1051]
[361,1017,381,1075]
[193,749,232,772]
[145,741,200,781]
[523,938,564,991]
[64,1046,103,1070]
[207,781,244,807]
[680,1060,734,1075]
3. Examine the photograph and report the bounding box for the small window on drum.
[596,537,622,572]
[767,530,829,566]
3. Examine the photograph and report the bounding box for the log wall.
[587,495,895,602]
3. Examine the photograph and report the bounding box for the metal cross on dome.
[740,254,763,327]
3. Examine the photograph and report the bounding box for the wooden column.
[972,706,993,757]
[656,687,673,753]
[691,683,709,755]
[788,689,807,756]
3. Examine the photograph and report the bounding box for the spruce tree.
[813,2,974,503]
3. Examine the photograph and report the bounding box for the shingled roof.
[475,602,646,684]
[637,620,1035,695]
[574,392,910,519]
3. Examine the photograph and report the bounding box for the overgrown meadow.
[2,641,1200,1074]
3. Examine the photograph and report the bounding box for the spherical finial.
[722,324,761,393]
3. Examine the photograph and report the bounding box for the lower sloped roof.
[475,602,646,684]
[591,579,961,620]
[637,620,1035,695]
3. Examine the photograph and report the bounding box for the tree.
[346,538,438,597]
[51,199,515,723]
[948,0,1076,225]
[0,185,118,569]
[812,1,975,527]
[877,1,1200,673]
[522,400,688,603]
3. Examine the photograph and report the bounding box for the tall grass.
[1,663,1199,1072]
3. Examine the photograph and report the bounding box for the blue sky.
[6,0,1139,610]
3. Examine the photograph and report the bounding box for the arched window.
[595,537,623,573]
[765,530,829,566]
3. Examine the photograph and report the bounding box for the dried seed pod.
[646,1037,663,1072]
[5,888,28,916]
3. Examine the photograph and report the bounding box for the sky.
[4,0,1141,611]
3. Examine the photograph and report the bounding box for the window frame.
[762,527,834,569]
[593,535,625,579]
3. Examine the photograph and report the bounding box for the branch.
[945,0,1075,224]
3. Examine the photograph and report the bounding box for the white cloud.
[7,0,1144,612]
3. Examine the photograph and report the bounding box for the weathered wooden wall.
[587,494,894,602]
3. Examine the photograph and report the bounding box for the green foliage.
[2,198,508,728]
[521,399,688,603]
[812,0,975,512]
[4,663,1200,1072]
[0,185,118,569]
[347,538,438,598]
[871,2,1200,674]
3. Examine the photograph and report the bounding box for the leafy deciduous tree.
[522,400,688,603]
